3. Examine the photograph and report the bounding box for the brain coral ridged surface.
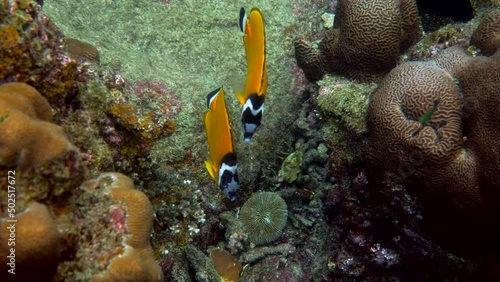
[471,10,500,56]
[366,45,500,252]
[89,173,164,282]
[239,192,288,245]
[460,52,500,190]
[0,202,60,282]
[294,0,421,81]
[0,82,75,169]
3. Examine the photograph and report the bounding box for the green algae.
[316,75,376,135]
[279,142,303,183]
[313,75,376,167]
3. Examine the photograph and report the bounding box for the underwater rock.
[184,244,219,282]
[0,0,81,105]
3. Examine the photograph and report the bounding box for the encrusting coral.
[0,0,80,105]
[366,41,500,252]
[294,0,421,81]
[0,202,60,282]
[239,192,288,245]
[210,248,243,282]
[0,82,75,169]
[87,172,164,282]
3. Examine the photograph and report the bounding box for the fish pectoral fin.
[235,91,247,105]
[204,160,217,181]
[228,74,246,103]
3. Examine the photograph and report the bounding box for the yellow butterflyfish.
[204,87,239,201]
[237,7,267,142]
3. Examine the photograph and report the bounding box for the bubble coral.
[88,172,164,282]
[0,82,75,169]
[239,192,288,245]
[0,202,60,282]
[294,0,421,81]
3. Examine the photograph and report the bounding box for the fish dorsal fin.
[240,8,267,100]
[238,7,247,34]
[206,87,221,109]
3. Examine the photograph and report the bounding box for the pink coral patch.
[109,205,127,233]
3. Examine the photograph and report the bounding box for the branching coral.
[294,0,421,81]
[0,82,76,169]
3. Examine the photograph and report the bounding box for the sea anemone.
[239,192,288,245]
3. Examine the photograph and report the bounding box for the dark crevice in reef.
[416,0,474,32]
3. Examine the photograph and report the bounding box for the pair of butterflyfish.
[203,7,267,200]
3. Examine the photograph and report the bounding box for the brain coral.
[88,172,164,282]
[459,50,500,190]
[0,202,60,282]
[0,82,75,169]
[64,37,100,64]
[471,9,500,56]
[294,0,421,81]
[239,192,288,245]
[365,46,500,252]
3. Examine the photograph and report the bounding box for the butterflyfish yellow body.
[204,87,239,201]
[237,7,267,142]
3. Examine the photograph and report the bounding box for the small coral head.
[239,192,288,245]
